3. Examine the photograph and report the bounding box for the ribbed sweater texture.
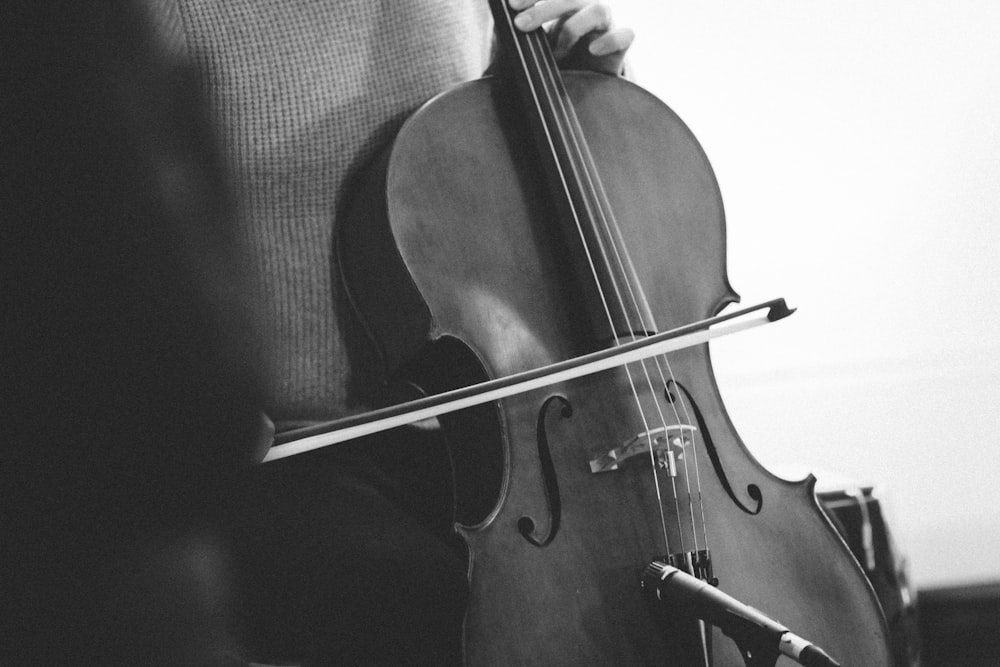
[157,1,493,424]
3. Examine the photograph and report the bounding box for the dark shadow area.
[918,581,1000,667]
[2,2,262,662]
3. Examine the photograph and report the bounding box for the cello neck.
[488,1,656,344]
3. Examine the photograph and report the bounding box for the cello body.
[340,70,892,665]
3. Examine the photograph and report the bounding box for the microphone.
[642,561,841,667]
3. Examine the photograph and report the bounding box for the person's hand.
[508,0,634,75]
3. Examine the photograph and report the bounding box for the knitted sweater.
[157,1,493,425]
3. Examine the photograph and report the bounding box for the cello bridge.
[589,425,696,475]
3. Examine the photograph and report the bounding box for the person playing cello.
[151,1,634,662]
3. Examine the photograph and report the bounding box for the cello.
[327,1,894,664]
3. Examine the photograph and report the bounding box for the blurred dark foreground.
[2,2,263,663]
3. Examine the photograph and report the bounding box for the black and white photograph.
[4,1,997,664]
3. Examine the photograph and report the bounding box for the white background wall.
[613,0,1000,588]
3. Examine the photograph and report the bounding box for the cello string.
[520,24,703,557]
[520,37,713,562]
[497,6,675,555]
[524,27,706,556]
[529,26,697,553]
[566,108,714,554]
[517,26,692,555]
[519,27,695,553]
[559,94,714,554]
[558,119,712,553]
[505,4,706,562]
[526,29,712,557]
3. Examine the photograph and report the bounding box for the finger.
[551,3,614,59]
[588,26,635,58]
[508,0,582,15]
[512,0,586,32]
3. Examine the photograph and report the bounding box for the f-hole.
[670,380,763,515]
[518,394,572,547]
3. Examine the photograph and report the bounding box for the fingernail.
[514,12,535,30]
[589,41,610,57]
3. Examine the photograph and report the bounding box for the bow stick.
[263,298,794,463]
